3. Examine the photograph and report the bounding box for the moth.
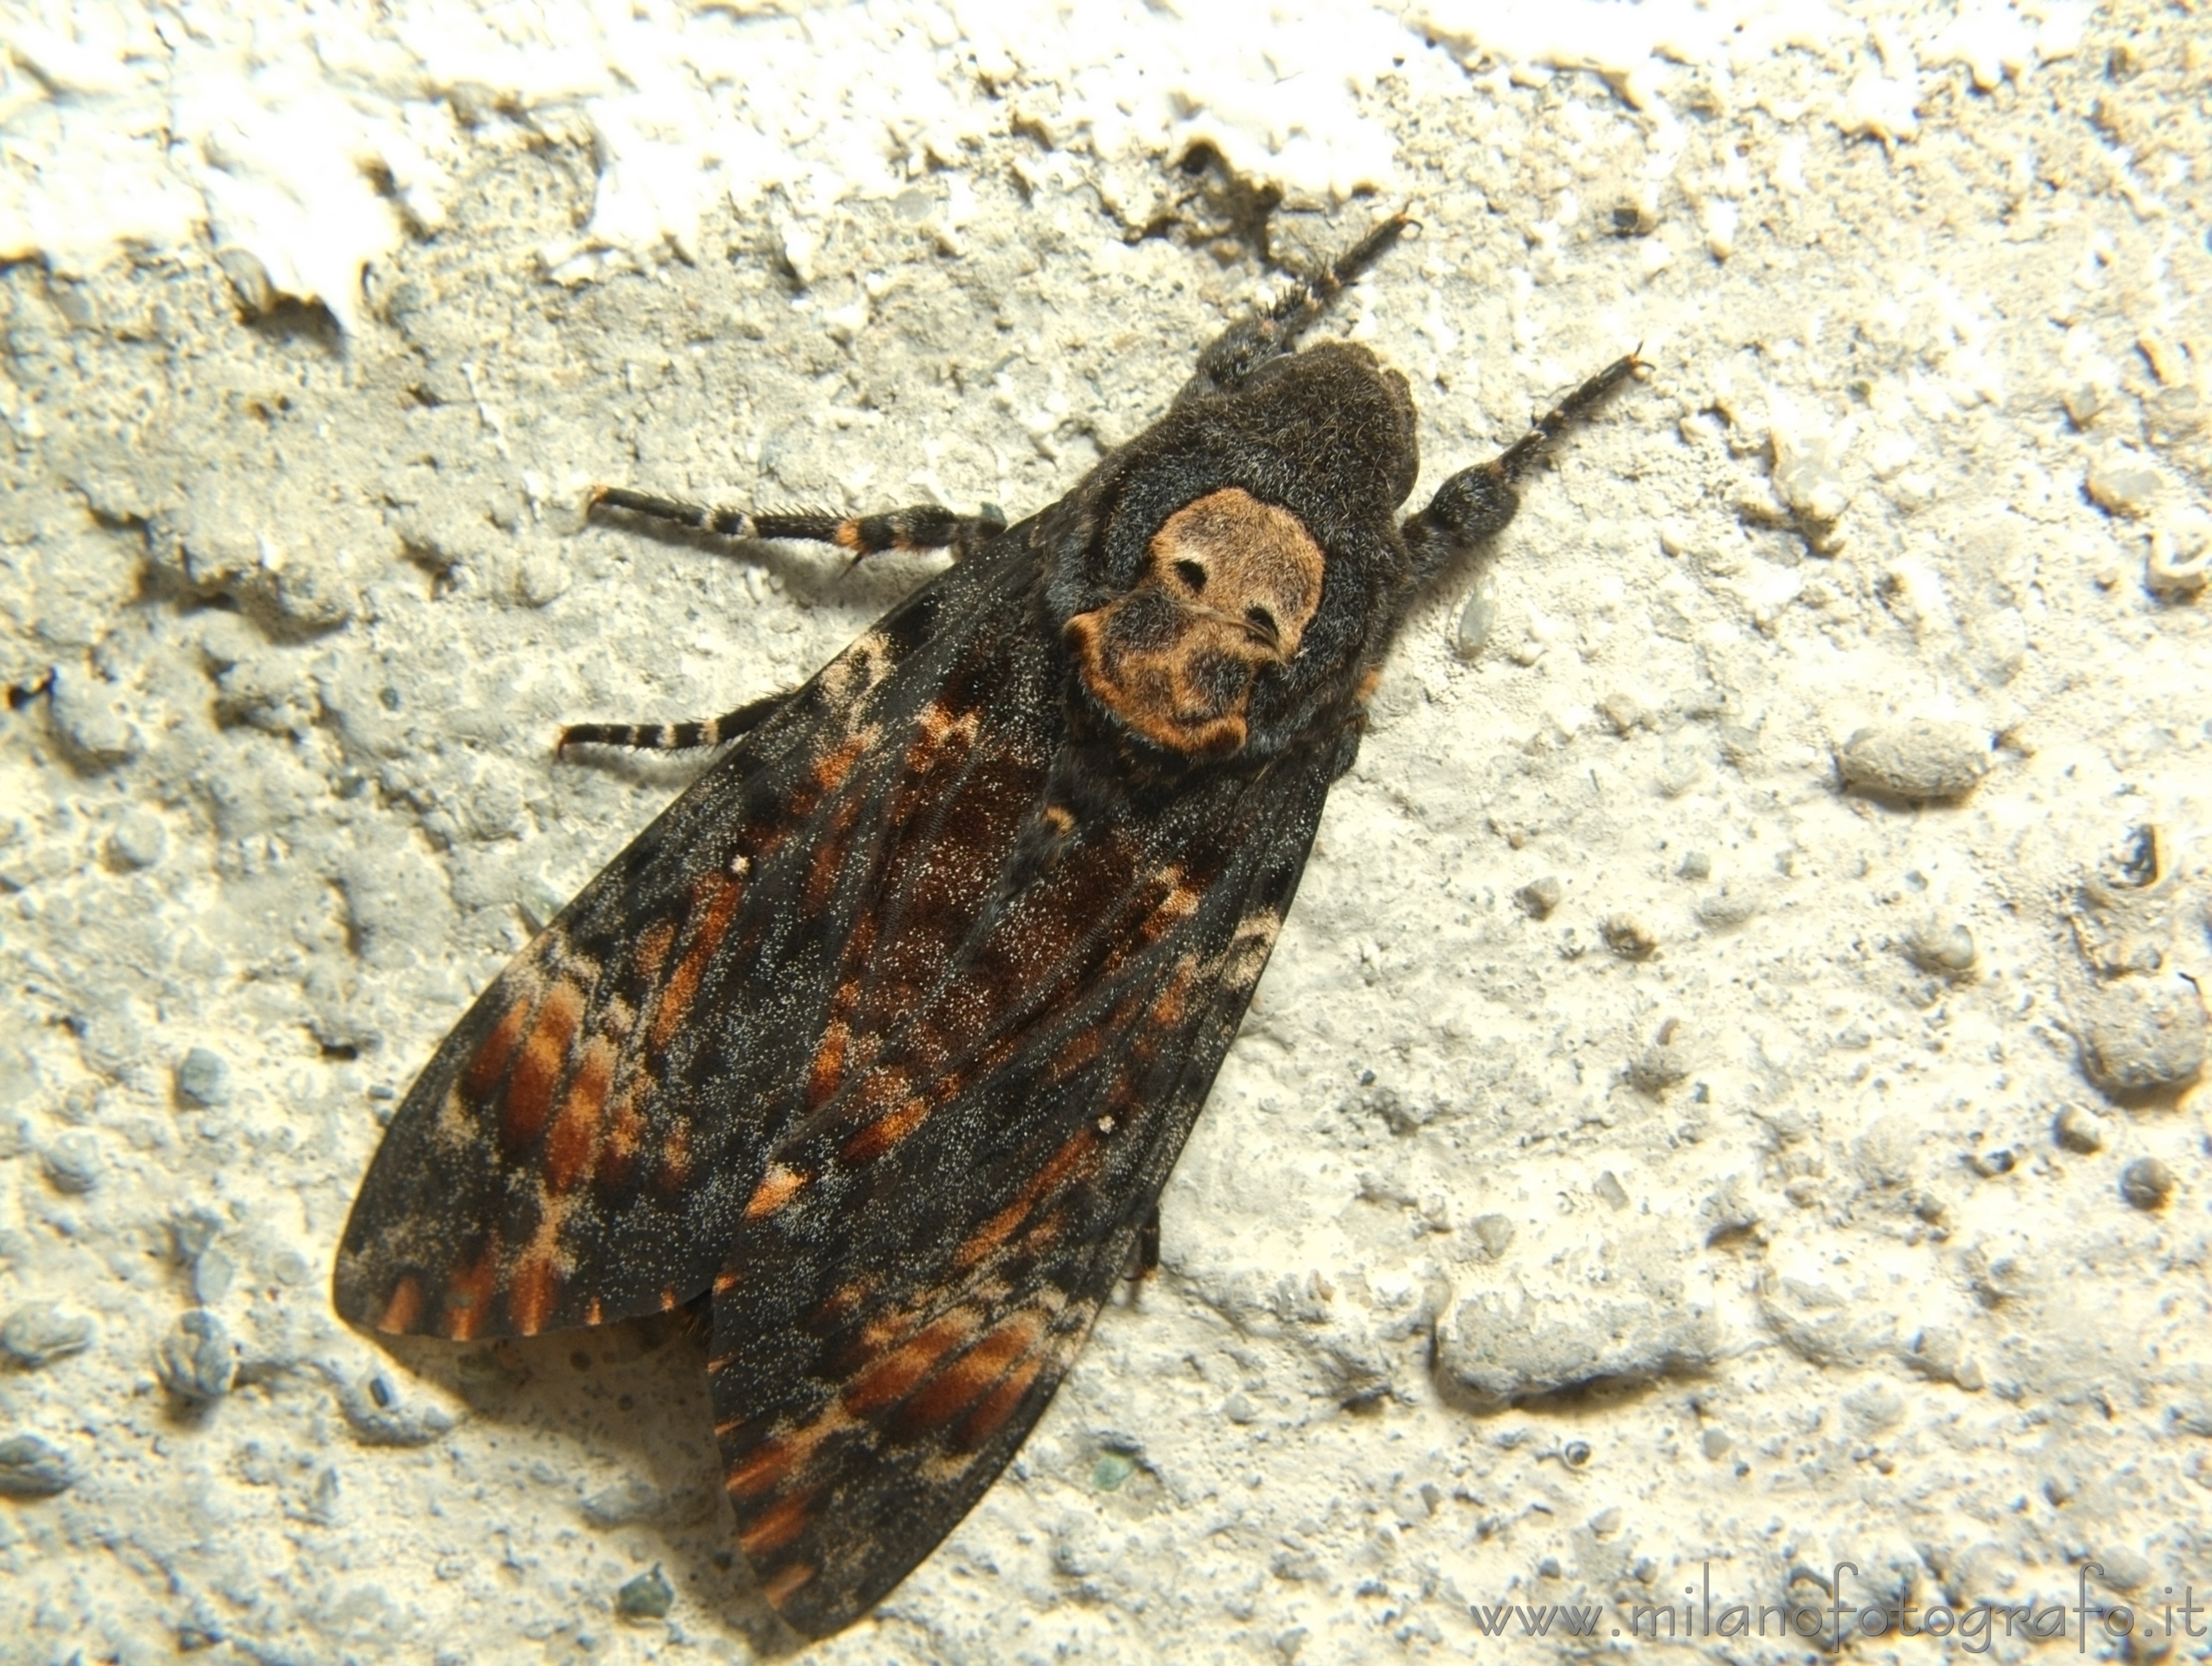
[333,214,1638,1638]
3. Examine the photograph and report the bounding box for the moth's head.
[1062,488,1323,757]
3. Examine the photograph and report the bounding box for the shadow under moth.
[333,213,1639,1638]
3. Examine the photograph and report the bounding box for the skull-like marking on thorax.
[1063,488,1327,757]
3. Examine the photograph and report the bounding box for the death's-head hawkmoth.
[333,215,1639,1637]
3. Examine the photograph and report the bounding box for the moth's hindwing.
[707,728,1337,1635]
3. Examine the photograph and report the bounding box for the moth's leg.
[1179,213,1412,402]
[1401,351,1645,580]
[1125,1204,1162,1285]
[556,689,788,757]
[590,488,1007,565]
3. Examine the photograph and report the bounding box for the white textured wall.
[3,1,2209,1661]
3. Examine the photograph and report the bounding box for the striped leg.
[1179,212,1412,402]
[557,689,788,757]
[1401,351,1646,580]
[589,488,1008,564]
[564,491,1010,758]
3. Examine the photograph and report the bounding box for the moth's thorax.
[1040,342,1423,765]
[1062,488,1324,757]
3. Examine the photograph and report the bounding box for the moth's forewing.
[333,532,1046,1341]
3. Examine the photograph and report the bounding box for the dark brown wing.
[703,731,1343,1636]
[333,528,1059,1340]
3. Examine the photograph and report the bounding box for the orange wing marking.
[760,1561,817,1608]
[951,1124,1102,1272]
[723,1411,851,1498]
[806,1019,851,1109]
[810,731,871,795]
[440,1237,501,1341]
[544,1037,615,1193]
[461,982,536,1104]
[647,873,744,1053]
[839,1090,932,1166]
[655,1121,693,1193]
[885,1311,1046,1444]
[376,1274,424,1335]
[745,1163,808,1219]
[843,1310,981,1416]
[955,1351,1047,1451]
[500,978,586,1151]
[634,919,676,980]
[737,1487,821,1558]
[507,1246,559,1336]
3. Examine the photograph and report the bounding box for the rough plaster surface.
[3,2,2211,1663]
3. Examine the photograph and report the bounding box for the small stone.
[1597,691,1650,736]
[155,1310,238,1404]
[215,246,277,315]
[1091,1452,1135,1491]
[0,1433,75,1498]
[1435,1288,1722,1410]
[40,1131,102,1194]
[1676,850,1711,882]
[1903,920,1977,976]
[168,1208,221,1265]
[515,552,571,608]
[1470,1214,1516,1258]
[1694,886,1761,928]
[1757,1276,1896,1366]
[1905,1326,1986,1391]
[1514,876,1562,919]
[331,1367,458,1447]
[192,1247,235,1306]
[0,1304,94,1368]
[107,809,168,870]
[2147,507,2211,596]
[1655,742,1704,797]
[1700,1427,1732,1459]
[1700,1178,1760,1243]
[2076,976,2207,1095]
[2085,445,2163,517]
[1593,1171,1630,1210]
[1456,581,1497,659]
[2119,1157,2175,1211]
[614,1565,675,1622]
[1837,720,1992,802]
[2054,1104,2106,1153]
[1611,190,1659,235]
[582,1477,661,1526]
[49,666,139,767]
[1770,428,1852,549]
[1844,1381,1906,1431]
[1857,1116,1920,1188]
[1627,1044,1689,1094]
[176,1048,231,1109]
[1964,1148,2017,1179]
[1715,723,1762,769]
[1601,915,1658,959]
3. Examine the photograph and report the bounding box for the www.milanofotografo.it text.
[1467,1562,2199,1652]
